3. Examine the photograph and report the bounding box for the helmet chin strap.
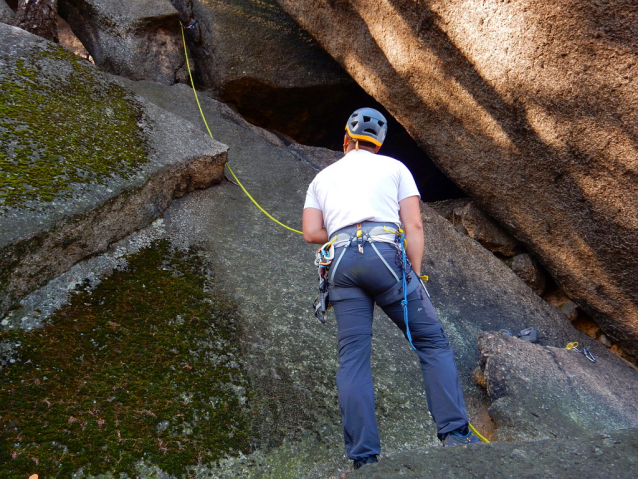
[355,140,359,151]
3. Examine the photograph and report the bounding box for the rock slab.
[0,24,227,317]
[277,0,638,358]
[349,428,638,479]
[477,332,638,442]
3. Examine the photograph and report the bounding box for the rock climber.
[302,107,480,469]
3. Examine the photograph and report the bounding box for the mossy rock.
[0,241,251,478]
[0,24,227,317]
[0,31,149,211]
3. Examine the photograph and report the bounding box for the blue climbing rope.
[396,230,416,351]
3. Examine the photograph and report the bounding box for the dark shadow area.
[221,77,464,201]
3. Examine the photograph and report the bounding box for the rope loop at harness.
[395,229,416,351]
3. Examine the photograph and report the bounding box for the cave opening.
[223,78,465,203]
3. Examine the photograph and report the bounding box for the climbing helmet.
[345,108,388,147]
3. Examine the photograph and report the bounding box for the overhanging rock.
[0,24,227,317]
[277,0,638,358]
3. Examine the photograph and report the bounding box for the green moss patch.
[0,45,149,210]
[0,241,251,478]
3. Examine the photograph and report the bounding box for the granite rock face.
[50,79,636,475]
[277,0,638,358]
[0,24,227,317]
[0,0,14,24]
[3,65,636,476]
[58,0,185,84]
[477,332,638,441]
[350,428,638,479]
[89,79,611,475]
[172,0,364,146]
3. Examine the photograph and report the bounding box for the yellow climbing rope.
[180,22,303,235]
[181,22,492,444]
[469,423,491,443]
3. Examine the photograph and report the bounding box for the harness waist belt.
[331,222,399,248]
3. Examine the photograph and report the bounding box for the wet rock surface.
[277,0,638,359]
[0,25,227,317]
[59,0,185,84]
[349,428,638,479]
[477,332,638,442]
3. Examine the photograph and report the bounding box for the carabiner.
[566,342,579,351]
[582,346,596,363]
[315,241,335,266]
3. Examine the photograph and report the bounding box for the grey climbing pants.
[328,239,469,461]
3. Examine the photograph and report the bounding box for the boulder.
[477,332,638,441]
[58,0,185,84]
[277,0,638,358]
[0,0,14,24]
[511,253,547,295]
[0,24,227,317]
[350,428,638,479]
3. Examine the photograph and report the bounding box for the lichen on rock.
[0,42,149,211]
[0,240,251,477]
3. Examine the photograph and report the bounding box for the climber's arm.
[302,208,329,244]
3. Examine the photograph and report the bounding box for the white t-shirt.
[304,149,420,236]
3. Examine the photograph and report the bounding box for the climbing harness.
[313,222,428,351]
[566,342,596,362]
[180,22,302,235]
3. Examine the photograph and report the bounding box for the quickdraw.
[313,237,337,323]
[566,342,596,362]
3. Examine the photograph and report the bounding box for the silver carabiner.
[582,346,596,362]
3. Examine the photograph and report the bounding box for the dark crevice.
[219,77,464,202]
